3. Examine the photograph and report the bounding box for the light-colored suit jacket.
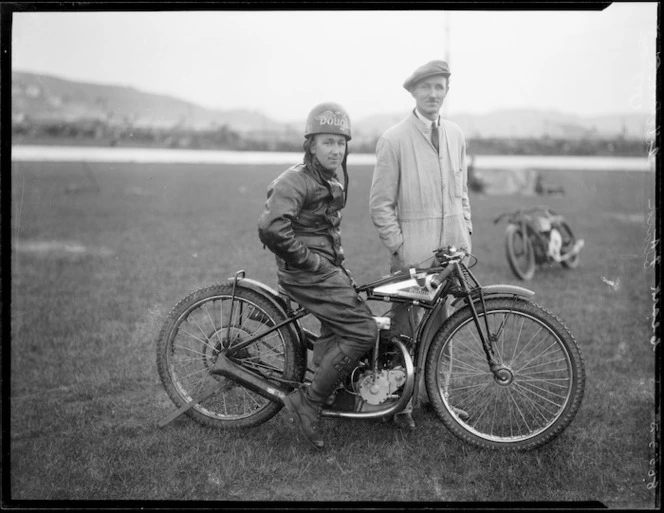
[370,112,472,269]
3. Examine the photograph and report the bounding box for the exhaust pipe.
[209,336,415,420]
[209,354,290,404]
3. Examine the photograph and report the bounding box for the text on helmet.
[315,110,350,131]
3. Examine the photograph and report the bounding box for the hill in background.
[12,70,652,142]
[355,109,651,141]
[12,71,284,133]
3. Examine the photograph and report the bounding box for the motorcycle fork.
[454,263,503,376]
[519,217,532,261]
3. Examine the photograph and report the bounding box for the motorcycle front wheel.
[505,224,536,280]
[425,298,585,451]
[156,283,306,429]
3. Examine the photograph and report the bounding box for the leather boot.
[283,387,325,449]
[308,342,358,403]
[394,411,416,430]
[383,396,417,430]
[283,342,362,449]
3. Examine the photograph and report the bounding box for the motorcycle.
[494,206,585,281]
[156,246,586,451]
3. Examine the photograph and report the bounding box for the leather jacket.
[258,161,345,271]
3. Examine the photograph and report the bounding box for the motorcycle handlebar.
[433,246,468,267]
[493,212,509,224]
[428,264,456,289]
[495,206,560,225]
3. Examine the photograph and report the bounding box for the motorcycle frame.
[157,253,533,428]
[156,248,585,451]
[210,256,533,418]
[519,215,551,264]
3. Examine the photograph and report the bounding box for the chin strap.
[306,143,350,208]
[342,149,349,207]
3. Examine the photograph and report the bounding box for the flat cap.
[403,60,451,91]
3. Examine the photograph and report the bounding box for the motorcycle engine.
[356,367,406,405]
[548,228,563,261]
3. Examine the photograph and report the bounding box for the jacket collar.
[413,108,439,127]
[410,109,440,137]
[304,155,338,183]
[409,109,449,157]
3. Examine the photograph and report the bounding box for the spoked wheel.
[425,298,585,451]
[156,283,306,429]
[505,225,536,280]
[558,222,581,269]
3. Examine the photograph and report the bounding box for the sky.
[11,4,659,123]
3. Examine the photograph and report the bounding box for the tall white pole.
[443,11,450,118]
[445,11,450,65]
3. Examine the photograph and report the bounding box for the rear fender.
[233,277,286,311]
[229,276,306,348]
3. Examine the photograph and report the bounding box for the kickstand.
[158,380,226,428]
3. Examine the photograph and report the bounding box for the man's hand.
[390,248,410,274]
[313,253,335,274]
[392,249,405,269]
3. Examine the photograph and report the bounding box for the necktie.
[431,121,439,155]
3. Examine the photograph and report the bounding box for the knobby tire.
[505,225,536,280]
[156,283,306,429]
[425,298,585,451]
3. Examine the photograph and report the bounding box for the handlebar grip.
[430,265,455,288]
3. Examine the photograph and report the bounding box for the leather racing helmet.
[304,102,352,141]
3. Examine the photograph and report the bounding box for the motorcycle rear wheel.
[156,283,306,429]
[425,298,585,451]
[505,225,536,280]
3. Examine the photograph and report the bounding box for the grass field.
[9,158,659,507]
